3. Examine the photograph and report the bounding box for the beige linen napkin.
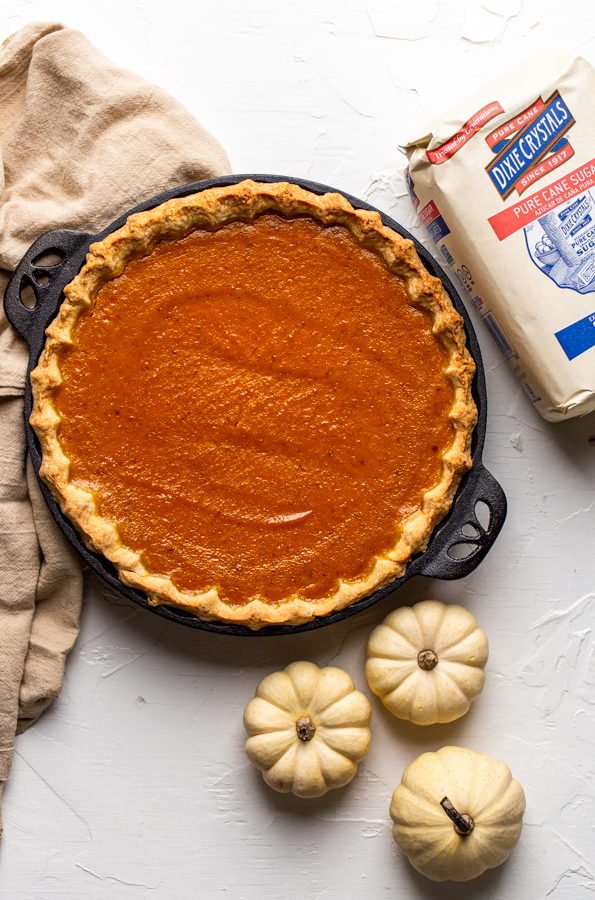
[0,21,231,837]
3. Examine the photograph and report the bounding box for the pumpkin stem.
[296,715,316,741]
[418,649,438,671]
[440,797,474,835]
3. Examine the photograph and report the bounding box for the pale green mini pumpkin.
[243,661,372,798]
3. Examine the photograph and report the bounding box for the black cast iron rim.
[3,174,507,636]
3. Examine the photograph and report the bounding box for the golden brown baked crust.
[30,180,477,629]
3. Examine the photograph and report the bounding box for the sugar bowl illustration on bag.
[526,193,595,293]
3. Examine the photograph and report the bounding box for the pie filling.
[55,214,455,605]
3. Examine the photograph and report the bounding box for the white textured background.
[2,2,595,898]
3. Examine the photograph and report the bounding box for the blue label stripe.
[486,91,575,200]
[555,312,595,361]
[426,214,450,244]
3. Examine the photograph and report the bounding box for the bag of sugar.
[404,48,595,421]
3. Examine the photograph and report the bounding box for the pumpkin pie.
[30,181,476,629]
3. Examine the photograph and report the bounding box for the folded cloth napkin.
[0,20,231,837]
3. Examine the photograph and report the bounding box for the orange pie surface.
[55,214,455,605]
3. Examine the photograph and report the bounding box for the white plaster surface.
[2,1,595,897]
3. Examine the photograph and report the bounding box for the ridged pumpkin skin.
[365,600,488,725]
[243,661,372,798]
[390,746,525,882]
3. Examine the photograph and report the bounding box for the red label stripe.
[426,102,504,165]
[488,155,595,241]
[485,98,546,150]
[514,143,574,196]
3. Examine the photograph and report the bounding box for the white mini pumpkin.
[365,600,488,725]
[390,746,525,882]
[243,661,372,798]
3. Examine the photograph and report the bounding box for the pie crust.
[30,180,477,629]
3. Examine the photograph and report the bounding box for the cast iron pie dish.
[29,180,477,629]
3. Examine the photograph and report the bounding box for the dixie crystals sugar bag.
[404,48,595,422]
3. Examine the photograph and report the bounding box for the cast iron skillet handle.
[414,463,507,580]
[4,229,92,342]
